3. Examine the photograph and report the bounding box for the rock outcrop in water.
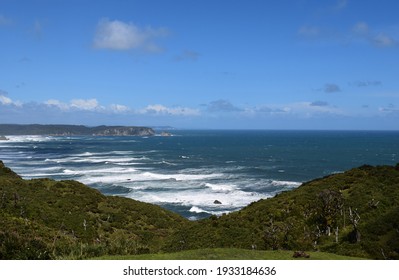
[0,124,155,137]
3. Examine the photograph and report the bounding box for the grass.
[92,248,366,260]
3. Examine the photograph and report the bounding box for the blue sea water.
[1,130,398,219]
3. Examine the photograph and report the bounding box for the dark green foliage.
[0,230,51,260]
[164,164,399,259]
[0,161,187,259]
[1,160,399,259]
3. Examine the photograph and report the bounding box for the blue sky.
[1,0,398,129]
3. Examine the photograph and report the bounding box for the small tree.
[263,217,280,250]
[316,189,344,236]
[348,207,361,243]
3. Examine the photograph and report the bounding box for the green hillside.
[164,164,399,259]
[0,161,188,259]
[1,160,398,259]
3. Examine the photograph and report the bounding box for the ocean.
[1,130,398,219]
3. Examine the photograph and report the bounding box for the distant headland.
[0,124,155,137]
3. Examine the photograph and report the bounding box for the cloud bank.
[93,18,169,52]
[0,93,396,129]
[140,104,200,116]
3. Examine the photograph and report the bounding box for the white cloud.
[45,98,111,112]
[0,94,13,105]
[372,33,397,47]
[44,99,198,117]
[0,93,22,106]
[70,98,103,111]
[110,104,130,113]
[310,101,329,107]
[352,22,397,48]
[45,99,69,110]
[93,18,168,52]
[140,104,200,116]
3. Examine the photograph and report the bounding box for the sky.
[1,0,399,130]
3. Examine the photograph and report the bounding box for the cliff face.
[0,124,155,136]
[89,126,155,136]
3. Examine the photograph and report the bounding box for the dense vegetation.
[164,164,399,259]
[0,124,155,136]
[0,161,187,259]
[0,160,398,259]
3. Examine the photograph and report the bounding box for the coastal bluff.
[0,124,155,137]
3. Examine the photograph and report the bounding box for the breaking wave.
[9,131,396,218]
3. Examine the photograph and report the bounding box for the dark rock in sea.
[0,135,8,140]
[213,200,222,204]
[160,131,173,136]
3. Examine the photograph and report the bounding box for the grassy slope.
[94,248,365,260]
[0,161,188,259]
[1,161,399,259]
[164,164,399,259]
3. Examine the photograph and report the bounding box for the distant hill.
[1,161,398,259]
[0,124,155,136]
